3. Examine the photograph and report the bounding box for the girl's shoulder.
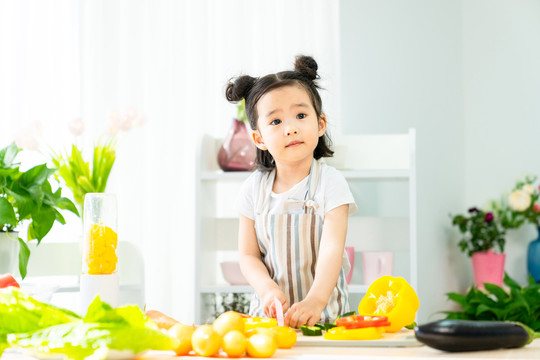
[240,169,272,193]
[317,160,346,182]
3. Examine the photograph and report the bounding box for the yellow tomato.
[246,333,277,358]
[191,324,221,357]
[213,311,245,337]
[222,330,247,357]
[243,317,277,331]
[271,326,297,349]
[168,323,195,355]
[245,327,276,340]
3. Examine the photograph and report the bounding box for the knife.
[274,296,284,326]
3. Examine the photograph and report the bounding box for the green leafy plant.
[0,143,78,278]
[444,273,540,331]
[51,137,116,215]
[451,207,506,257]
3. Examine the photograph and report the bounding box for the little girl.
[226,55,357,327]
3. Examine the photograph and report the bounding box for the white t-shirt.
[237,161,357,219]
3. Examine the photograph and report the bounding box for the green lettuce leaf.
[0,287,80,334]
[0,289,178,359]
[8,322,176,360]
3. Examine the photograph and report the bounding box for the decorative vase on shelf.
[471,249,505,288]
[0,232,19,274]
[527,226,540,283]
[217,119,256,172]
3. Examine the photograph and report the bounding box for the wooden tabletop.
[3,338,539,360]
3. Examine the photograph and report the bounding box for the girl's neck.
[273,157,314,194]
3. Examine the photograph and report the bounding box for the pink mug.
[362,252,394,285]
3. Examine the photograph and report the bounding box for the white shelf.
[201,171,253,181]
[199,284,369,296]
[195,130,417,324]
[200,169,409,181]
[200,285,254,293]
[347,284,370,293]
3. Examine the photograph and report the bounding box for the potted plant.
[0,142,78,278]
[497,176,540,283]
[451,207,506,287]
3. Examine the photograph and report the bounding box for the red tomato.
[336,315,390,329]
[0,274,20,288]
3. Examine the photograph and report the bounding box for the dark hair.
[225,55,334,171]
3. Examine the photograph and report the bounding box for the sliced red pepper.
[0,274,20,288]
[336,315,390,329]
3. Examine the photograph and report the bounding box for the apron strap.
[259,159,322,214]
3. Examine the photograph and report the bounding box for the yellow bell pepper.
[323,326,383,340]
[358,276,419,333]
[243,317,277,331]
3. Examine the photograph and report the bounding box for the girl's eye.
[297,113,306,119]
[270,119,282,125]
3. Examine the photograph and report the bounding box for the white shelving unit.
[195,129,417,324]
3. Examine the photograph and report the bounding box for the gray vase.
[0,232,19,274]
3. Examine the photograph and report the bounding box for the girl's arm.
[238,214,289,317]
[284,204,349,328]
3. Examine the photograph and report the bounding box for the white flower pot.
[0,232,19,274]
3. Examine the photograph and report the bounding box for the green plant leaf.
[475,304,503,319]
[483,283,509,301]
[18,237,30,279]
[28,206,56,242]
[503,272,521,290]
[0,197,17,227]
[55,197,79,217]
[446,292,467,308]
[0,142,20,168]
[19,164,55,188]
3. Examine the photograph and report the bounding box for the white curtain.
[1,0,340,323]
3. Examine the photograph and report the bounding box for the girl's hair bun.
[225,75,256,102]
[294,55,319,81]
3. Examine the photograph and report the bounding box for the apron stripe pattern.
[250,160,350,322]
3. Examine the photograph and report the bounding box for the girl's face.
[252,85,326,167]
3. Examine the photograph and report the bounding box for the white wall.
[340,0,540,323]
[462,0,540,280]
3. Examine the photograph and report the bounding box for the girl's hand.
[262,289,289,318]
[284,297,325,328]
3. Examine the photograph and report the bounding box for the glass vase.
[527,226,540,283]
[217,118,256,172]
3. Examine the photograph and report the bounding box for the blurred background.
[1,0,539,324]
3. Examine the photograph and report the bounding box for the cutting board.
[295,329,422,347]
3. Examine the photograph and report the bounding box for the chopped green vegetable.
[324,323,337,331]
[337,311,356,319]
[300,325,323,336]
[405,321,417,329]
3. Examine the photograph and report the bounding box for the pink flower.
[68,117,84,136]
[534,203,540,213]
[15,132,39,151]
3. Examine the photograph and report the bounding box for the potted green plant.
[451,207,506,287]
[0,142,78,278]
[51,137,116,215]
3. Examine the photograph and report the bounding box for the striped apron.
[249,159,350,323]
